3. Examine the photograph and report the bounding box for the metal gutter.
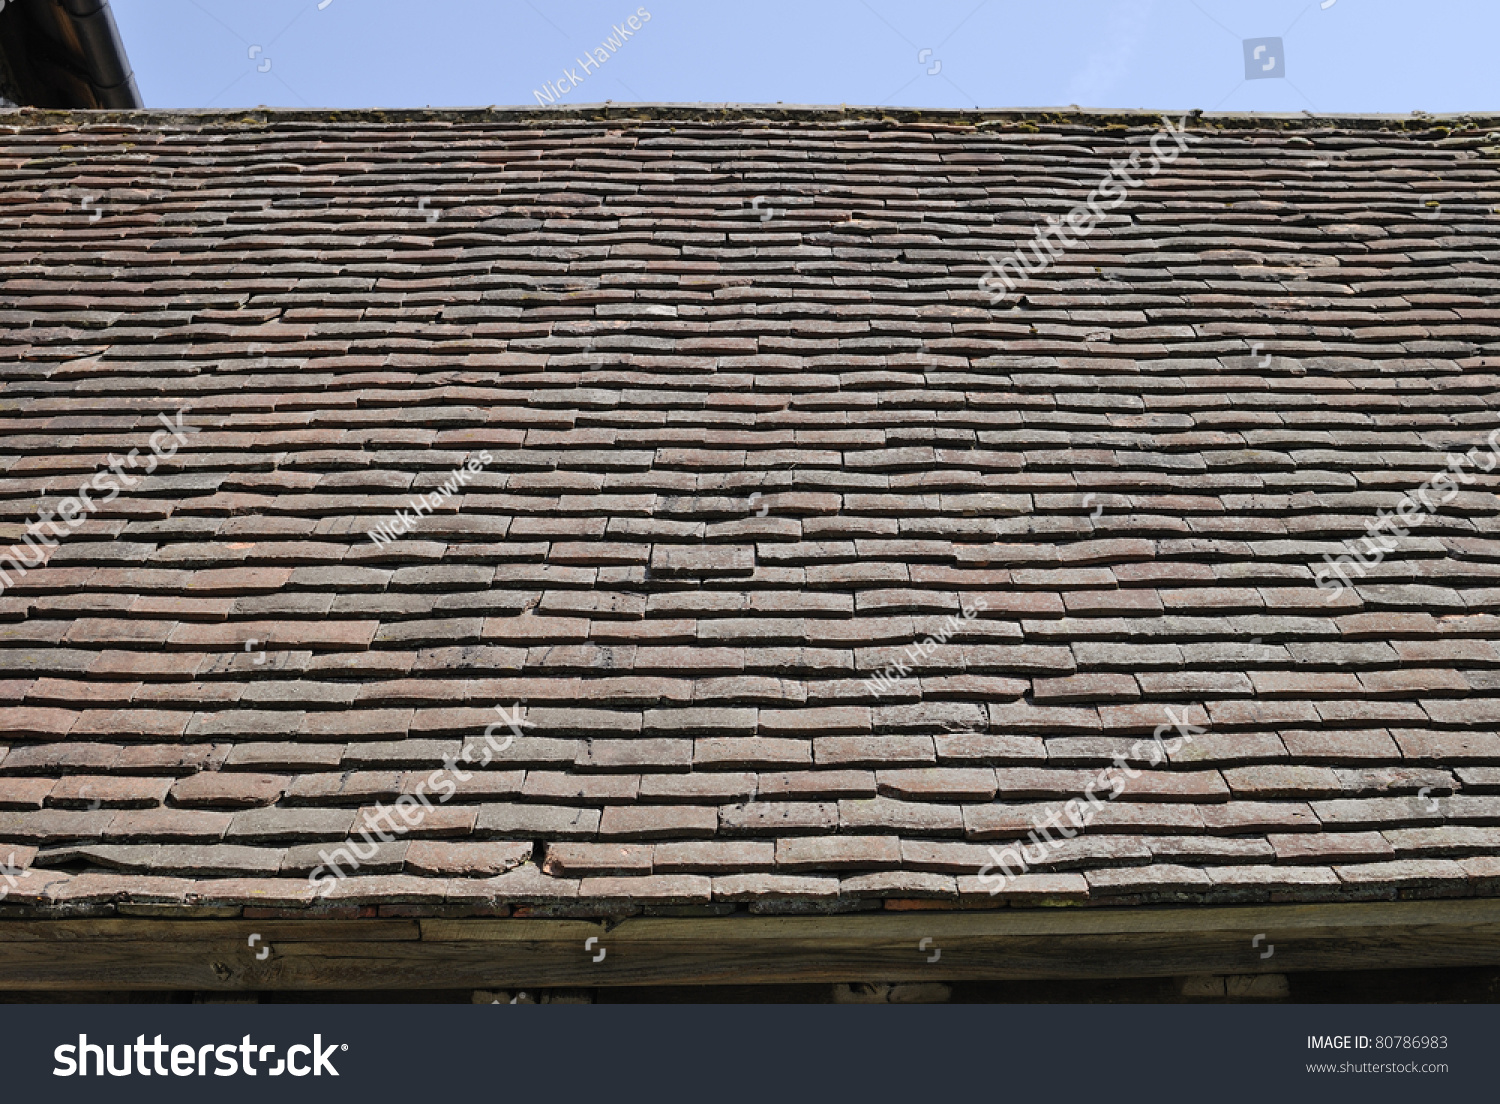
[0,0,142,108]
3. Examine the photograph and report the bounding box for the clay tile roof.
[2,105,1500,917]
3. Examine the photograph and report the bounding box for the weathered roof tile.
[3,108,1499,917]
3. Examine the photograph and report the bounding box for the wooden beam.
[3,899,1500,990]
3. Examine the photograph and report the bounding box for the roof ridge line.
[0,104,1496,131]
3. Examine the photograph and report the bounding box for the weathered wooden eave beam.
[3,899,1499,990]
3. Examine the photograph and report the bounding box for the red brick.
[322,873,452,905]
[711,873,840,901]
[480,616,590,644]
[64,619,176,647]
[1249,671,1362,696]
[448,865,579,905]
[1315,700,1426,725]
[758,770,876,800]
[1076,802,1207,834]
[934,731,1047,764]
[541,842,652,876]
[988,701,1100,732]
[918,674,1029,699]
[695,737,810,768]
[1086,864,1211,895]
[634,646,745,673]
[354,803,474,838]
[1260,587,1361,612]
[776,835,902,871]
[756,706,870,735]
[900,839,993,873]
[170,773,290,808]
[1062,589,1162,615]
[475,804,599,838]
[1335,612,1440,637]
[522,772,638,803]
[1333,858,1468,888]
[1204,865,1340,892]
[1222,765,1342,799]
[1136,671,1253,696]
[49,775,171,808]
[637,772,755,802]
[1420,700,1500,726]
[168,620,378,651]
[47,872,194,905]
[409,706,514,736]
[1117,771,1230,802]
[90,651,204,678]
[578,739,692,772]
[842,871,956,899]
[0,843,38,870]
[106,808,233,842]
[720,801,838,835]
[1160,587,1262,611]
[876,768,996,802]
[25,678,137,706]
[840,796,963,835]
[1205,700,1321,727]
[405,841,532,876]
[964,645,1076,675]
[650,546,754,576]
[1311,797,1443,830]
[0,679,36,703]
[70,709,192,738]
[302,709,411,740]
[816,736,935,767]
[185,568,294,594]
[1032,673,1139,703]
[0,707,78,738]
[1200,802,1319,834]
[957,871,1089,903]
[1097,703,1207,733]
[1393,639,1496,664]
[1359,668,1470,695]
[1379,826,1500,856]
[1391,729,1500,762]
[187,877,319,907]
[130,596,235,620]
[579,875,712,903]
[0,778,55,810]
[653,840,775,873]
[1280,728,1400,761]
[598,805,717,840]
[961,592,1063,617]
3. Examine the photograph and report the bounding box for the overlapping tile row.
[1,106,1500,916]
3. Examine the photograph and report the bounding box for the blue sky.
[112,0,1498,114]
